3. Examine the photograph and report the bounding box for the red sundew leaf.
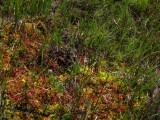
[26,89,36,98]
[106,112,109,119]
[10,71,16,77]
[118,94,124,101]
[75,77,81,82]
[98,86,105,92]
[40,75,46,83]
[112,93,119,100]
[12,33,20,40]
[12,94,23,103]
[12,72,19,79]
[7,92,14,99]
[51,95,59,103]
[78,55,84,61]
[49,60,59,70]
[112,84,119,91]
[30,99,41,108]
[79,98,85,106]
[91,95,97,100]
[118,104,126,111]
[102,96,111,104]
[98,111,108,119]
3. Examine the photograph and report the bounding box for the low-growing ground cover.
[0,0,160,119]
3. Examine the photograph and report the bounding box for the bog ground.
[0,0,160,120]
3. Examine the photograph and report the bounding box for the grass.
[0,0,160,119]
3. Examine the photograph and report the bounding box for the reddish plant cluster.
[6,67,58,113]
[0,21,136,119]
